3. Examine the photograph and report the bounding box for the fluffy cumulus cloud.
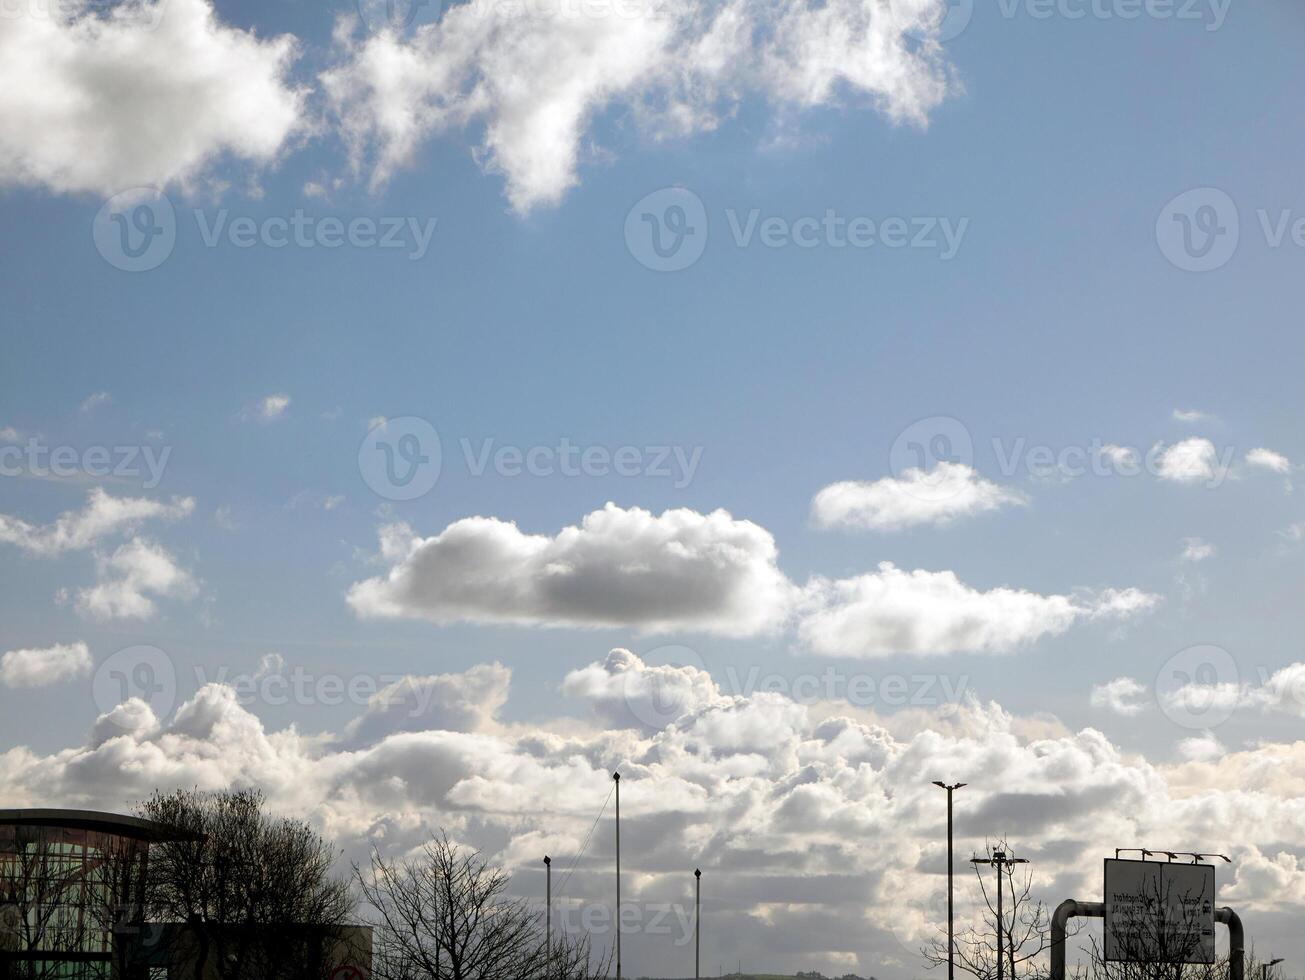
[3,652,1304,977]
[343,662,512,745]
[811,463,1027,532]
[0,641,92,688]
[0,489,194,557]
[349,505,1154,655]
[347,504,796,636]
[562,647,726,732]
[75,537,199,620]
[1154,438,1225,484]
[1089,676,1150,716]
[0,0,304,195]
[321,0,956,211]
[1246,448,1291,473]
[797,563,1158,658]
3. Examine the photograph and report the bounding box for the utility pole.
[932,782,966,980]
[695,868,702,980]
[971,850,1028,980]
[544,855,552,978]
[614,771,621,980]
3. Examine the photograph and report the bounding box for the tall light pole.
[544,855,552,978]
[614,771,621,980]
[933,781,966,980]
[1263,958,1284,980]
[694,868,702,980]
[971,850,1028,980]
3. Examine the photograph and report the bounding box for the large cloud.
[798,563,1158,658]
[811,463,1027,532]
[321,0,955,211]
[3,652,1303,977]
[347,504,796,636]
[0,0,304,195]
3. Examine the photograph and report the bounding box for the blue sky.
[3,0,1305,976]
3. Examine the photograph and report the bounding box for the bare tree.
[355,830,611,980]
[0,827,95,980]
[138,787,358,980]
[924,840,1067,980]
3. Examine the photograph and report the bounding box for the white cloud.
[0,641,92,688]
[76,537,199,620]
[344,662,512,745]
[811,463,1026,532]
[1176,731,1224,763]
[1089,676,1149,716]
[562,647,726,732]
[322,0,954,211]
[1154,438,1225,485]
[79,391,112,413]
[0,488,194,557]
[797,563,1157,658]
[1172,409,1211,423]
[0,426,21,442]
[1159,662,1305,720]
[0,0,304,196]
[1246,447,1291,476]
[348,503,796,636]
[1180,537,1215,563]
[251,393,291,421]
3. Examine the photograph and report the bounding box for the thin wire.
[557,781,615,898]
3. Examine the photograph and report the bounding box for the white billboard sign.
[1104,859,1215,964]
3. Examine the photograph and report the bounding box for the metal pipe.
[614,772,621,980]
[1050,900,1104,980]
[1217,908,1243,980]
[544,855,552,978]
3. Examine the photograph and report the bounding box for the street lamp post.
[933,781,966,980]
[971,850,1028,980]
[695,868,702,980]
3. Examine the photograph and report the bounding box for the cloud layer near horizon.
[3,651,1302,975]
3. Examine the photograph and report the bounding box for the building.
[0,809,370,980]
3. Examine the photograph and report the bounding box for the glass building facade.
[0,811,172,980]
